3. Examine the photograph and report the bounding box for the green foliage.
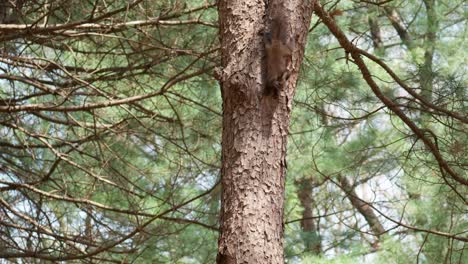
[301,252,366,264]
[0,0,466,262]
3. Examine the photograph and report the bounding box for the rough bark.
[216,0,314,263]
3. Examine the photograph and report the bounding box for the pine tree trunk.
[216,1,314,263]
[297,178,322,254]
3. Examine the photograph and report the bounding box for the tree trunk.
[338,176,385,238]
[216,1,314,263]
[0,0,23,24]
[384,7,414,49]
[420,0,437,124]
[296,178,322,255]
[385,1,437,125]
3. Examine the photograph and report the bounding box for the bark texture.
[216,0,314,263]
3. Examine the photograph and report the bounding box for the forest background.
[0,0,466,263]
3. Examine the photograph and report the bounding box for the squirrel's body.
[264,17,294,97]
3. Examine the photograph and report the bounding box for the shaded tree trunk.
[216,0,314,263]
[296,178,322,255]
[367,6,383,54]
[0,0,24,24]
[383,2,437,124]
[420,0,437,124]
[338,176,385,239]
[384,6,414,49]
[381,1,439,201]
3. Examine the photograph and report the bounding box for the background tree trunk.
[296,177,322,255]
[337,176,385,239]
[216,0,315,263]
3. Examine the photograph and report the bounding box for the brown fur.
[264,18,294,97]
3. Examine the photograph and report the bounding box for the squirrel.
[329,9,344,20]
[264,17,294,97]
